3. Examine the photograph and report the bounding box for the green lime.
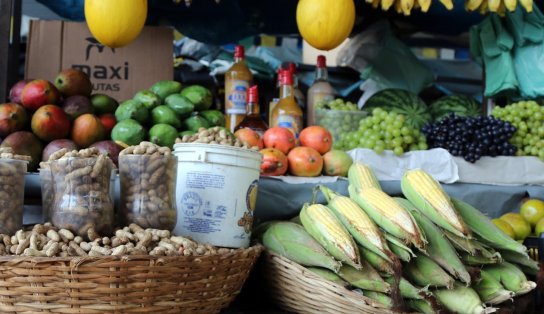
[133,90,161,110]
[115,100,149,124]
[151,105,181,128]
[149,124,178,148]
[111,119,146,146]
[90,94,118,115]
[182,114,211,132]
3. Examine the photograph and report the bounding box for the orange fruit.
[491,218,516,239]
[535,217,544,236]
[499,213,532,241]
[520,199,544,227]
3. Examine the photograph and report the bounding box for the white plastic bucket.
[173,143,262,248]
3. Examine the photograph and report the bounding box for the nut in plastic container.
[0,155,28,234]
[119,142,177,231]
[49,154,115,237]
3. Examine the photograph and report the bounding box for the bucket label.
[238,180,259,234]
[180,191,203,216]
[186,172,225,189]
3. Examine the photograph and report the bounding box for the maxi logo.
[72,63,129,80]
[85,37,115,61]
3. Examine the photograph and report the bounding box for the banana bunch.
[259,163,537,313]
[465,0,533,15]
[366,0,454,15]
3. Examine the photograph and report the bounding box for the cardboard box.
[26,20,173,101]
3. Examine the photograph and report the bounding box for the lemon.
[491,218,516,239]
[499,213,532,241]
[520,198,544,227]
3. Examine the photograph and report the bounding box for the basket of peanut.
[0,144,263,314]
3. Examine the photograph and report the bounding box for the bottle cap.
[317,55,327,68]
[234,45,245,58]
[280,69,293,85]
[248,85,258,103]
[288,63,297,74]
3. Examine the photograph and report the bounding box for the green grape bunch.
[334,107,428,155]
[491,100,544,160]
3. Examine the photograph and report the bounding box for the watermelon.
[363,89,431,129]
[429,95,482,122]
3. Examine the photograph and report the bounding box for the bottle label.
[226,80,249,115]
[276,114,303,138]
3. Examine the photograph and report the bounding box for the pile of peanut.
[0,223,233,257]
[0,147,31,234]
[118,142,177,230]
[175,127,259,150]
[47,147,115,237]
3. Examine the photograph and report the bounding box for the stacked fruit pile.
[233,126,353,177]
[259,164,537,312]
[337,108,427,155]
[111,82,225,149]
[493,198,544,241]
[422,115,517,162]
[0,69,122,170]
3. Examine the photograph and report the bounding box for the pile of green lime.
[111,81,225,148]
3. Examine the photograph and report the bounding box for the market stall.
[0,0,543,313]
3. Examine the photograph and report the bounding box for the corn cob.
[396,197,471,284]
[337,260,391,293]
[349,186,426,250]
[404,255,455,288]
[360,246,395,275]
[484,262,537,296]
[401,169,471,239]
[497,249,539,274]
[460,253,502,266]
[385,233,415,262]
[452,198,528,256]
[320,185,395,263]
[443,229,478,255]
[384,276,428,300]
[306,267,349,288]
[361,290,393,309]
[434,283,496,314]
[472,268,514,305]
[300,203,362,269]
[290,215,302,225]
[252,220,277,241]
[406,299,437,314]
[348,162,382,191]
[262,222,341,272]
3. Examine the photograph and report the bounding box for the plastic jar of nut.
[49,153,115,237]
[118,142,177,231]
[39,165,53,222]
[0,149,29,234]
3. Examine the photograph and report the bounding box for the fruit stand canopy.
[37,0,486,45]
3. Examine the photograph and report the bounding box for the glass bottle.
[271,70,303,139]
[268,68,282,126]
[288,63,306,112]
[307,55,336,126]
[234,85,268,136]
[225,45,253,132]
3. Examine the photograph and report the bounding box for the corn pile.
[259,163,538,314]
[365,0,533,15]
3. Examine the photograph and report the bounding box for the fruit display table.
[22,173,544,225]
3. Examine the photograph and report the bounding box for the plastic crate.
[315,109,368,143]
[523,233,544,262]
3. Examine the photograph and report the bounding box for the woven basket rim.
[0,244,264,264]
[264,249,401,314]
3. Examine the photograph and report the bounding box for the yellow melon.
[296,0,356,51]
[84,0,147,48]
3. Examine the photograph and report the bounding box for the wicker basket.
[0,244,263,314]
[262,250,398,314]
